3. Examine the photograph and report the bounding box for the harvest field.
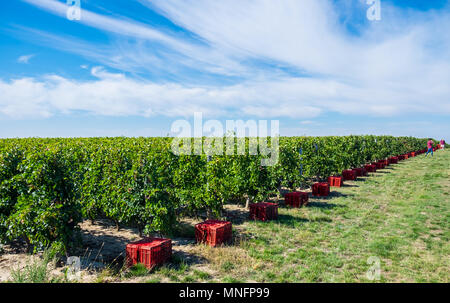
[0,136,448,283]
[1,0,449,291]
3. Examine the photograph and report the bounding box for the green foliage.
[0,135,430,251]
[5,146,81,252]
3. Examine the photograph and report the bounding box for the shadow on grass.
[232,228,258,246]
[225,207,250,225]
[354,177,369,182]
[171,249,207,267]
[342,183,359,188]
[329,191,353,198]
[308,191,352,200]
[277,214,310,225]
[279,212,332,223]
[306,201,345,210]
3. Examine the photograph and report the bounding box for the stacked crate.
[364,164,376,173]
[380,159,389,166]
[285,192,309,207]
[373,161,385,169]
[362,167,368,176]
[342,170,357,181]
[380,161,386,168]
[352,167,366,177]
[389,156,398,164]
[249,202,278,221]
[312,182,330,197]
[126,238,172,269]
[195,220,232,247]
[328,176,343,187]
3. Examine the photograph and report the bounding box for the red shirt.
[427,140,433,149]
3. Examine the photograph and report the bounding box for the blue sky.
[0,0,449,139]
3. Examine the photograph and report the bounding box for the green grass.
[125,263,150,278]
[122,150,449,283]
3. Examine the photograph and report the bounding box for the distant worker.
[441,139,445,150]
[425,139,434,157]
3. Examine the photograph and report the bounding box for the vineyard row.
[0,136,435,252]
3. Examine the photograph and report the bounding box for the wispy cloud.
[20,0,249,78]
[1,67,449,119]
[5,0,449,123]
[17,54,35,64]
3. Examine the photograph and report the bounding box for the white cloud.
[21,0,248,77]
[1,69,449,119]
[8,0,450,123]
[17,54,35,64]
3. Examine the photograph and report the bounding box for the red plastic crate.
[328,176,343,187]
[380,162,386,168]
[342,170,357,181]
[389,157,398,164]
[249,202,278,221]
[352,168,366,177]
[126,238,172,269]
[403,154,407,159]
[139,239,172,269]
[126,240,146,267]
[362,167,368,176]
[312,182,330,197]
[285,192,309,207]
[195,220,232,247]
[364,164,376,173]
[372,162,384,169]
[379,159,389,166]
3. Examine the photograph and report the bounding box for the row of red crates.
[328,150,425,188]
[284,182,329,208]
[126,197,301,269]
[339,150,424,183]
[126,219,234,269]
[126,149,428,269]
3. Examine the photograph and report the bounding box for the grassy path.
[133,150,450,283]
